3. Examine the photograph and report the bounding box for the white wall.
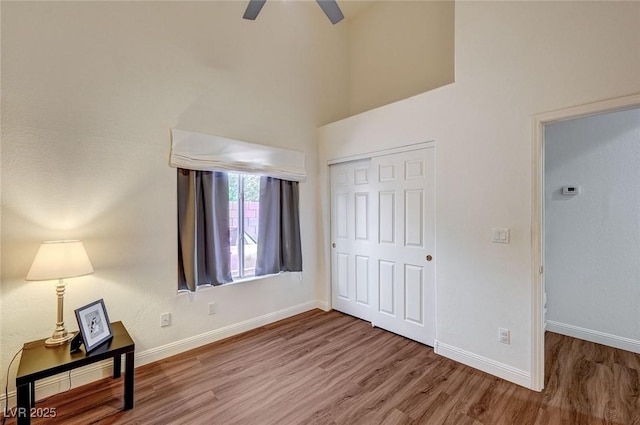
[0,1,348,398]
[545,107,640,350]
[319,1,640,388]
[347,1,454,116]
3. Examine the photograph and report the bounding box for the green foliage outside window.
[228,173,260,202]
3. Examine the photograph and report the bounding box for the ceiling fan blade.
[316,0,344,25]
[243,0,267,20]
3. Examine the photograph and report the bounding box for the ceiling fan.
[243,0,344,25]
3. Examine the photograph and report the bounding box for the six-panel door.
[331,148,435,346]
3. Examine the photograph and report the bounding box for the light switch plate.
[160,312,171,327]
[492,228,510,244]
[498,327,510,344]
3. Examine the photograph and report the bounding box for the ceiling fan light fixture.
[316,0,344,25]
[243,0,267,20]
[242,0,344,25]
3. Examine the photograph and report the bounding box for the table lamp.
[26,240,94,347]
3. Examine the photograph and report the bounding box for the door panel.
[379,191,395,244]
[331,159,374,321]
[379,164,395,182]
[378,260,396,316]
[336,253,349,299]
[355,193,369,240]
[331,148,435,346]
[404,264,424,324]
[405,158,424,180]
[405,189,424,247]
[354,167,369,185]
[336,194,348,238]
[355,255,370,305]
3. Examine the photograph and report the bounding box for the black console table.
[15,321,135,424]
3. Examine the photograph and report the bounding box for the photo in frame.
[74,299,113,353]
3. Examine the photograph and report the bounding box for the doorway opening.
[531,93,640,391]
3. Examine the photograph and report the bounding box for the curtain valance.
[170,129,306,182]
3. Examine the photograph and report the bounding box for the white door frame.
[327,141,434,166]
[530,92,640,391]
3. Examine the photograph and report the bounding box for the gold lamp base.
[44,279,75,347]
[45,332,75,347]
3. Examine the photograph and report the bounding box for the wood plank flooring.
[4,309,640,424]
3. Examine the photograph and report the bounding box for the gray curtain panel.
[256,177,303,276]
[177,169,232,291]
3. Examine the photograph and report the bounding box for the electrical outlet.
[160,313,171,327]
[208,302,217,315]
[498,327,510,344]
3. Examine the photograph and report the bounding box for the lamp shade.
[26,240,94,281]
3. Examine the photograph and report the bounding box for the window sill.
[229,272,282,285]
[178,272,295,294]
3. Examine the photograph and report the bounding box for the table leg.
[124,351,134,410]
[16,383,31,425]
[29,381,35,408]
[113,355,121,378]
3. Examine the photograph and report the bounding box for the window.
[228,173,260,279]
[171,129,306,292]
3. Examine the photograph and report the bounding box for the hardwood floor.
[5,310,640,424]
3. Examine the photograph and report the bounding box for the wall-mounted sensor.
[562,186,580,196]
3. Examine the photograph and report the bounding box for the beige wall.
[319,1,640,388]
[0,0,348,398]
[348,1,454,115]
[3,0,638,401]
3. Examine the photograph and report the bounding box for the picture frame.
[74,299,113,353]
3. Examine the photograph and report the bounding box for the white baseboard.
[546,320,640,354]
[136,300,319,366]
[1,300,321,407]
[434,340,531,389]
[316,300,330,311]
